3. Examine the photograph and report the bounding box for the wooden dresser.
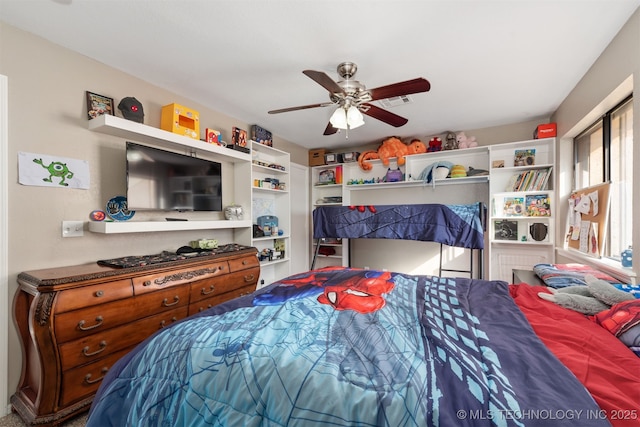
[11,246,259,426]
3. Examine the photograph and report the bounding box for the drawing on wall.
[18,151,90,189]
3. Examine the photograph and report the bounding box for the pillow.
[533,263,620,288]
[591,299,640,337]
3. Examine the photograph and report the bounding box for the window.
[574,95,633,259]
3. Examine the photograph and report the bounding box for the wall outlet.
[62,221,84,237]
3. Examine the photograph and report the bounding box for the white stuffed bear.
[456,132,478,149]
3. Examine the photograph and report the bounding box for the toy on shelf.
[358,137,426,171]
[160,103,200,139]
[427,137,442,152]
[443,132,458,150]
[456,132,478,149]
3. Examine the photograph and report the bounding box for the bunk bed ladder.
[437,244,483,279]
[437,202,486,279]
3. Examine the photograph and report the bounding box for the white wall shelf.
[248,141,291,285]
[310,165,349,268]
[88,114,253,235]
[89,220,251,234]
[88,114,251,163]
[345,175,488,190]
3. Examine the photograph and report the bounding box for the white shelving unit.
[341,147,490,207]
[311,149,490,276]
[88,114,253,234]
[310,165,349,269]
[246,141,291,286]
[488,138,556,282]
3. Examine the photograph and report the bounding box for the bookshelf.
[488,138,556,282]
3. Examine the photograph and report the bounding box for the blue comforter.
[88,268,608,426]
[313,203,485,249]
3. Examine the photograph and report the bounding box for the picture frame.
[86,91,114,120]
[494,219,518,241]
[232,126,248,147]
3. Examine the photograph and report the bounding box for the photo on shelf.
[514,148,536,166]
[494,219,518,241]
[503,196,525,216]
[525,194,551,216]
[318,169,336,184]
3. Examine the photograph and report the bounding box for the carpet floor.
[0,412,88,427]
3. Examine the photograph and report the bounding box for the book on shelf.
[504,167,552,192]
[514,148,536,166]
[525,194,551,216]
[503,196,525,216]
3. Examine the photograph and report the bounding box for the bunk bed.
[311,202,486,277]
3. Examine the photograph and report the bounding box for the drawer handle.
[153,267,223,286]
[143,280,152,286]
[198,304,214,312]
[84,367,108,385]
[242,260,248,265]
[78,316,104,331]
[200,285,216,295]
[162,296,180,307]
[243,274,255,283]
[160,316,178,328]
[95,290,104,297]
[82,340,107,357]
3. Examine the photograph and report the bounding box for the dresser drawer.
[55,286,190,344]
[189,268,258,303]
[132,261,228,295]
[188,283,256,316]
[228,255,259,272]
[133,285,190,317]
[59,347,132,408]
[55,279,133,313]
[58,306,188,370]
[55,298,139,344]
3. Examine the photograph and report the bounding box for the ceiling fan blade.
[303,70,346,95]
[323,122,339,135]
[369,78,430,101]
[268,102,334,114]
[361,103,408,127]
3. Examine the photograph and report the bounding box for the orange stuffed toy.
[358,137,426,171]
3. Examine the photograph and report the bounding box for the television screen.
[126,142,222,211]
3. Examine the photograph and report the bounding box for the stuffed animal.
[456,132,478,149]
[539,274,640,354]
[427,137,442,152]
[407,138,427,155]
[538,274,636,315]
[358,137,426,171]
[443,132,458,150]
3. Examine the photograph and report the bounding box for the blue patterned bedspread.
[313,203,485,249]
[88,268,607,426]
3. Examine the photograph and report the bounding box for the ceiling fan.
[268,62,431,136]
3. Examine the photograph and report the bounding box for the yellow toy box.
[160,103,200,139]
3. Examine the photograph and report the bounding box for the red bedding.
[510,283,640,427]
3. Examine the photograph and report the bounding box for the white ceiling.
[1,0,639,150]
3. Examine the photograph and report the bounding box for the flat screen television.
[126,142,222,211]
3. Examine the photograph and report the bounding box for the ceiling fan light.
[346,106,364,129]
[329,107,349,129]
